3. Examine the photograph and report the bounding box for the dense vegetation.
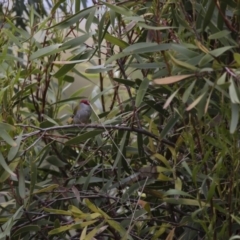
[0,0,240,239]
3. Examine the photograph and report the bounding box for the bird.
[72,99,92,124]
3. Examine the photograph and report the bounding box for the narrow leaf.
[136,78,149,107]
[154,74,193,85]
[0,151,16,177]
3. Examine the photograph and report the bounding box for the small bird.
[72,99,92,124]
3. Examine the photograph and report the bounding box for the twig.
[16,123,176,148]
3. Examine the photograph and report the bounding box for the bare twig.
[16,123,176,148]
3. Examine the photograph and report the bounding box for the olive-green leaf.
[136,78,149,107]
[230,103,239,134]
[30,44,67,60]
[8,131,22,161]
[103,2,134,17]
[47,6,96,29]
[12,225,40,237]
[0,151,16,177]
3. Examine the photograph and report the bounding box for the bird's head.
[80,99,90,106]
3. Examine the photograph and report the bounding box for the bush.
[0,0,240,239]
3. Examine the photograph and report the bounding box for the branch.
[16,124,176,148]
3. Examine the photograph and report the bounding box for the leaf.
[12,225,40,237]
[113,131,128,169]
[0,151,16,177]
[164,189,193,198]
[229,77,240,103]
[0,130,17,147]
[46,155,67,167]
[83,164,101,190]
[29,161,37,197]
[136,78,149,107]
[208,30,230,39]
[0,159,19,183]
[33,184,59,194]
[104,32,129,49]
[48,6,96,29]
[30,44,67,60]
[80,227,88,240]
[234,53,240,65]
[182,80,196,103]
[8,131,22,161]
[18,162,26,199]
[202,0,215,31]
[0,206,23,239]
[163,89,179,109]
[48,221,97,235]
[160,114,179,139]
[65,130,103,145]
[169,54,199,71]
[230,103,239,134]
[113,78,135,87]
[103,2,134,17]
[137,22,175,30]
[162,198,210,206]
[0,123,15,131]
[123,43,171,54]
[54,50,94,78]
[85,8,96,32]
[85,64,115,73]
[186,93,206,111]
[154,74,193,85]
[62,33,93,49]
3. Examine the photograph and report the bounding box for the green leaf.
[33,184,59,194]
[18,162,26,199]
[202,0,215,31]
[229,77,240,103]
[83,164,100,190]
[136,78,149,107]
[113,78,135,87]
[113,131,128,169]
[85,64,115,73]
[137,22,175,30]
[208,30,230,39]
[30,44,67,60]
[182,80,196,103]
[65,130,103,145]
[0,151,16,177]
[46,155,67,167]
[48,6,97,29]
[160,114,179,139]
[234,53,240,65]
[85,8,96,32]
[62,33,93,49]
[29,160,37,196]
[48,221,97,235]
[8,131,22,161]
[0,123,15,131]
[230,103,239,134]
[12,225,40,237]
[169,54,199,71]
[54,50,94,78]
[103,2,134,17]
[0,206,23,239]
[123,43,171,54]
[0,129,16,147]
[164,189,193,198]
[104,32,129,49]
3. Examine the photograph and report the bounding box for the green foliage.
[0,0,240,239]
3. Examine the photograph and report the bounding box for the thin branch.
[16,123,177,148]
